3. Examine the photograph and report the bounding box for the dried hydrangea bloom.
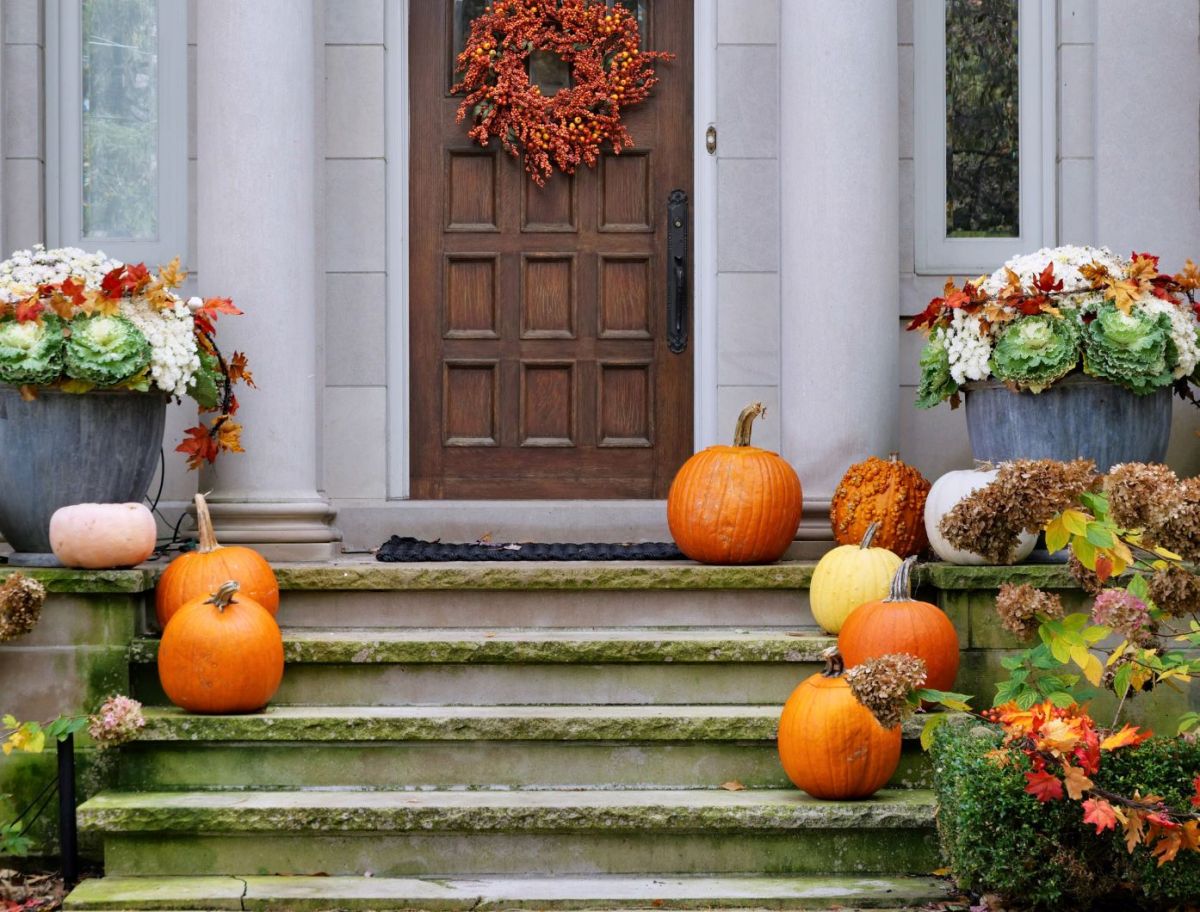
[1103,462,1180,532]
[1150,477,1200,563]
[1147,565,1200,619]
[0,573,46,642]
[87,695,146,749]
[1091,590,1154,644]
[844,652,928,730]
[1067,554,1103,596]
[995,583,1065,641]
[939,459,1099,563]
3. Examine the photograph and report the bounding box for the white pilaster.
[779,0,900,539]
[196,0,338,558]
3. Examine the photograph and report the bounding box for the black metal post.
[56,733,79,886]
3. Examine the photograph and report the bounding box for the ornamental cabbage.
[0,316,65,386]
[916,330,959,408]
[989,314,1081,393]
[65,314,151,386]
[1082,303,1174,395]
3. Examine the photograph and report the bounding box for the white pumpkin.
[49,503,157,569]
[924,469,1037,565]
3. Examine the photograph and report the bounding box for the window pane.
[82,0,158,240]
[945,0,1019,238]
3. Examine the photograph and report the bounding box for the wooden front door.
[409,0,693,499]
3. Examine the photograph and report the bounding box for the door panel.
[410,0,693,499]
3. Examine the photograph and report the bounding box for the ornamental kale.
[64,313,151,386]
[915,329,959,408]
[1082,303,1174,395]
[990,313,1081,392]
[0,316,65,386]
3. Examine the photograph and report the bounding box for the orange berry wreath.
[452,0,673,185]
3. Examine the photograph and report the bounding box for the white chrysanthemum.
[0,244,120,302]
[1141,294,1200,379]
[980,245,1127,298]
[945,310,993,384]
[122,296,200,397]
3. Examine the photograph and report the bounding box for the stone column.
[779,0,900,545]
[196,0,338,558]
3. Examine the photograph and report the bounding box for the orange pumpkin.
[830,454,931,557]
[158,580,284,714]
[156,493,279,629]
[667,403,803,564]
[838,556,960,692]
[777,648,901,799]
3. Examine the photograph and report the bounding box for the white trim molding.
[914,0,1056,275]
[46,0,188,266]
[384,0,717,498]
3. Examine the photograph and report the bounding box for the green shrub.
[932,718,1200,909]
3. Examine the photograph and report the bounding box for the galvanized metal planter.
[0,386,167,559]
[964,374,1172,472]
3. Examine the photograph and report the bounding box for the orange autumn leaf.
[214,419,245,455]
[157,256,187,289]
[14,297,44,323]
[1082,797,1119,834]
[228,351,256,388]
[1150,826,1183,866]
[1174,259,1200,292]
[176,425,218,470]
[1100,724,1153,752]
[1062,764,1094,801]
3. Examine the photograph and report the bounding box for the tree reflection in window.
[946,0,1019,238]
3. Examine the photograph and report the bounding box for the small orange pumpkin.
[158,580,284,714]
[830,454,931,557]
[777,648,901,799]
[156,493,279,629]
[838,556,960,692]
[667,403,803,564]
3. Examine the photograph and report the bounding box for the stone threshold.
[64,873,958,911]
[0,561,1077,595]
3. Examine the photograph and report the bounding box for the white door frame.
[383,0,718,499]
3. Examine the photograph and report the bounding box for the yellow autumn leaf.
[1061,509,1090,536]
[1045,515,1070,554]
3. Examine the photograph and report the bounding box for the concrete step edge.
[64,873,959,911]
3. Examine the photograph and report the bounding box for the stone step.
[64,873,957,911]
[130,628,832,706]
[202,562,818,631]
[117,706,931,791]
[79,788,939,877]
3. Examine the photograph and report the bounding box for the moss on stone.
[0,568,154,594]
[917,562,1077,591]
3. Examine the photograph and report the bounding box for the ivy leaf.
[1025,770,1064,802]
[1082,797,1120,834]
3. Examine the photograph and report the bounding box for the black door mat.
[376,536,686,562]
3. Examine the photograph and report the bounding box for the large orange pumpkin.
[156,493,279,629]
[158,580,284,714]
[667,403,802,564]
[830,454,931,557]
[838,556,960,692]
[777,648,901,799]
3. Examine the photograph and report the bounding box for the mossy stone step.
[130,629,833,707]
[130,627,835,666]
[117,706,932,792]
[64,873,959,911]
[80,789,939,877]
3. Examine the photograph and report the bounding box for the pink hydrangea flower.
[87,695,145,750]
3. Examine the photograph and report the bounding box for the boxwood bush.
[932,717,1200,909]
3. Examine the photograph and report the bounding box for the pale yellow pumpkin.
[49,502,157,569]
[810,523,903,634]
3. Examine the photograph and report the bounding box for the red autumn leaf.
[62,277,85,305]
[14,297,44,323]
[1034,262,1064,294]
[1016,295,1048,316]
[907,297,945,331]
[1094,554,1113,583]
[1082,797,1119,834]
[198,297,243,319]
[1099,724,1152,752]
[99,263,151,299]
[1024,770,1064,802]
[1191,775,1200,808]
[176,424,219,471]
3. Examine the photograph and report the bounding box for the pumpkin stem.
[732,402,766,447]
[194,492,221,553]
[820,646,845,678]
[886,555,918,602]
[859,522,880,549]
[205,580,240,612]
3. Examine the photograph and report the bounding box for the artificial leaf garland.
[452,0,672,185]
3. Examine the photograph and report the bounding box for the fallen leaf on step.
[930,867,951,876]
[720,780,746,791]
